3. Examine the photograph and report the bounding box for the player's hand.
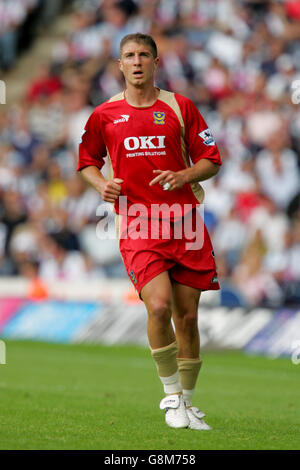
[100,178,124,202]
[149,170,186,191]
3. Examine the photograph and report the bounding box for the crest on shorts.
[153,112,165,125]
[129,270,137,285]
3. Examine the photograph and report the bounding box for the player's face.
[119,41,159,88]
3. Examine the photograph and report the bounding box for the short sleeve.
[77,109,107,171]
[177,95,222,166]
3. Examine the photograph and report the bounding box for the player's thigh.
[141,271,173,317]
[171,281,201,319]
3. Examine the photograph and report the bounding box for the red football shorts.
[118,208,220,299]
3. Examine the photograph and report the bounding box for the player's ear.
[118,59,123,72]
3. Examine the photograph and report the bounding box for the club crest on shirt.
[129,270,137,285]
[198,128,215,146]
[153,112,165,125]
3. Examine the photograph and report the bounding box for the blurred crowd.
[0,0,66,70]
[1,0,300,307]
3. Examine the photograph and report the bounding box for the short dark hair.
[120,33,158,58]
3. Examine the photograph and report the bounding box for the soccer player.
[78,33,222,430]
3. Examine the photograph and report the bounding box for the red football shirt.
[78,89,222,217]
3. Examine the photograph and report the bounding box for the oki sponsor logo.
[124,136,166,150]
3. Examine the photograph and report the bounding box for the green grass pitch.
[0,340,299,450]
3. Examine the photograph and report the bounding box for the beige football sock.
[177,357,203,407]
[151,341,182,394]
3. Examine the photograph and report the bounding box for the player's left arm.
[149,159,219,190]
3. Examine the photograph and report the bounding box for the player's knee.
[179,312,198,336]
[147,299,172,325]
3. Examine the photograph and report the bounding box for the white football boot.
[159,394,190,429]
[185,406,211,430]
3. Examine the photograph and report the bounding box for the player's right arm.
[77,108,123,202]
[80,166,123,203]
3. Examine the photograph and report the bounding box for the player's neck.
[124,85,159,108]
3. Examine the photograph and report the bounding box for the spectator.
[37,233,91,281]
[255,128,300,209]
[0,0,41,70]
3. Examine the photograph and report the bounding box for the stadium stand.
[1,0,300,308]
[0,0,67,71]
